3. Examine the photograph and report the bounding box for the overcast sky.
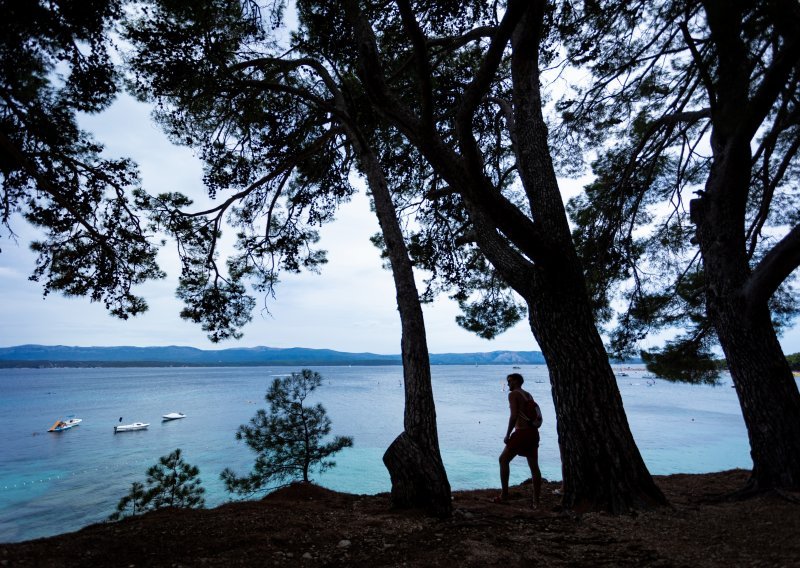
[2,94,799,356]
[0,94,542,354]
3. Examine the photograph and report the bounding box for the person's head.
[506,373,524,390]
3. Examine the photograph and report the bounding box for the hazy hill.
[0,344,548,367]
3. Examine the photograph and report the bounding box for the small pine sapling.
[222,369,353,496]
[109,449,205,521]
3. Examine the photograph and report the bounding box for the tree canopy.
[560,0,800,491]
[0,0,163,317]
[561,0,800,381]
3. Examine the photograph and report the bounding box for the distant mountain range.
[0,344,549,368]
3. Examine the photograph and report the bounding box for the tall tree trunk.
[505,3,666,512]
[692,0,800,492]
[524,273,666,512]
[693,144,800,492]
[350,133,452,516]
[696,200,800,492]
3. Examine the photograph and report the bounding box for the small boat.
[162,412,186,421]
[114,422,149,433]
[48,417,82,432]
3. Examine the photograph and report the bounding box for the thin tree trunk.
[350,133,452,517]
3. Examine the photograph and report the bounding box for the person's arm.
[504,392,519,444]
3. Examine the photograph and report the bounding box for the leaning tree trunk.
[505,3,667,512]
[711,296,800,491]
[692,137,800,492]
[525,270,667,512]
[352,135,452,516]
[689,0,800,489]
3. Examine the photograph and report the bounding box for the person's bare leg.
[499,447,513,500]
[526,451,542,508]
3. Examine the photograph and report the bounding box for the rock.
[337,539,351,549]
[302,552,313,559]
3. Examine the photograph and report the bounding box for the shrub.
[110,449,205,520]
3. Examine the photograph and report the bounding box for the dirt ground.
[2,469,798,567]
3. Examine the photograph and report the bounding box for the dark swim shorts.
[507,428,540,457]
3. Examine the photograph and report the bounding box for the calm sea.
[0,364,752,543]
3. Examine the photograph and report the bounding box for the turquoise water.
[0,365,752,543]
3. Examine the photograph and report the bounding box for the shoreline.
[3,469,799,566]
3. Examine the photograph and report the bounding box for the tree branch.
[738,33,800,145]
[746,223,800,307]
[228,56,345,103]
[181,128,340,219]
[455,0,526,144]
[343,0,422,135]
[747,134,800,258]
[0,131,120,260]
[395,0,434,130]
[427,26,496,49]
[624,107,711,181]
[679,21,717,112]
[485,95,517,150]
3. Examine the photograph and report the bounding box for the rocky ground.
[2,469,798,567]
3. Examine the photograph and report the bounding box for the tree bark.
[710,294,800,490]
[347,0,664,513]
[350,132,452,517]
[693,146,800,492]
[691,0,800,492]
[500,3,665,512]
[524,273,667,512]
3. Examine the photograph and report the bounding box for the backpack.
[519,394,543,429]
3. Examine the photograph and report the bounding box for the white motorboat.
[114,422,149,433]
[162,412,186,421]
[48,417,82,432]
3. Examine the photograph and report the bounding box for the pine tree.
[109,449,205,521]
[560,0,800,493]
[144,449,206,509]
[222,369,353,496]
[109,481,147,521]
